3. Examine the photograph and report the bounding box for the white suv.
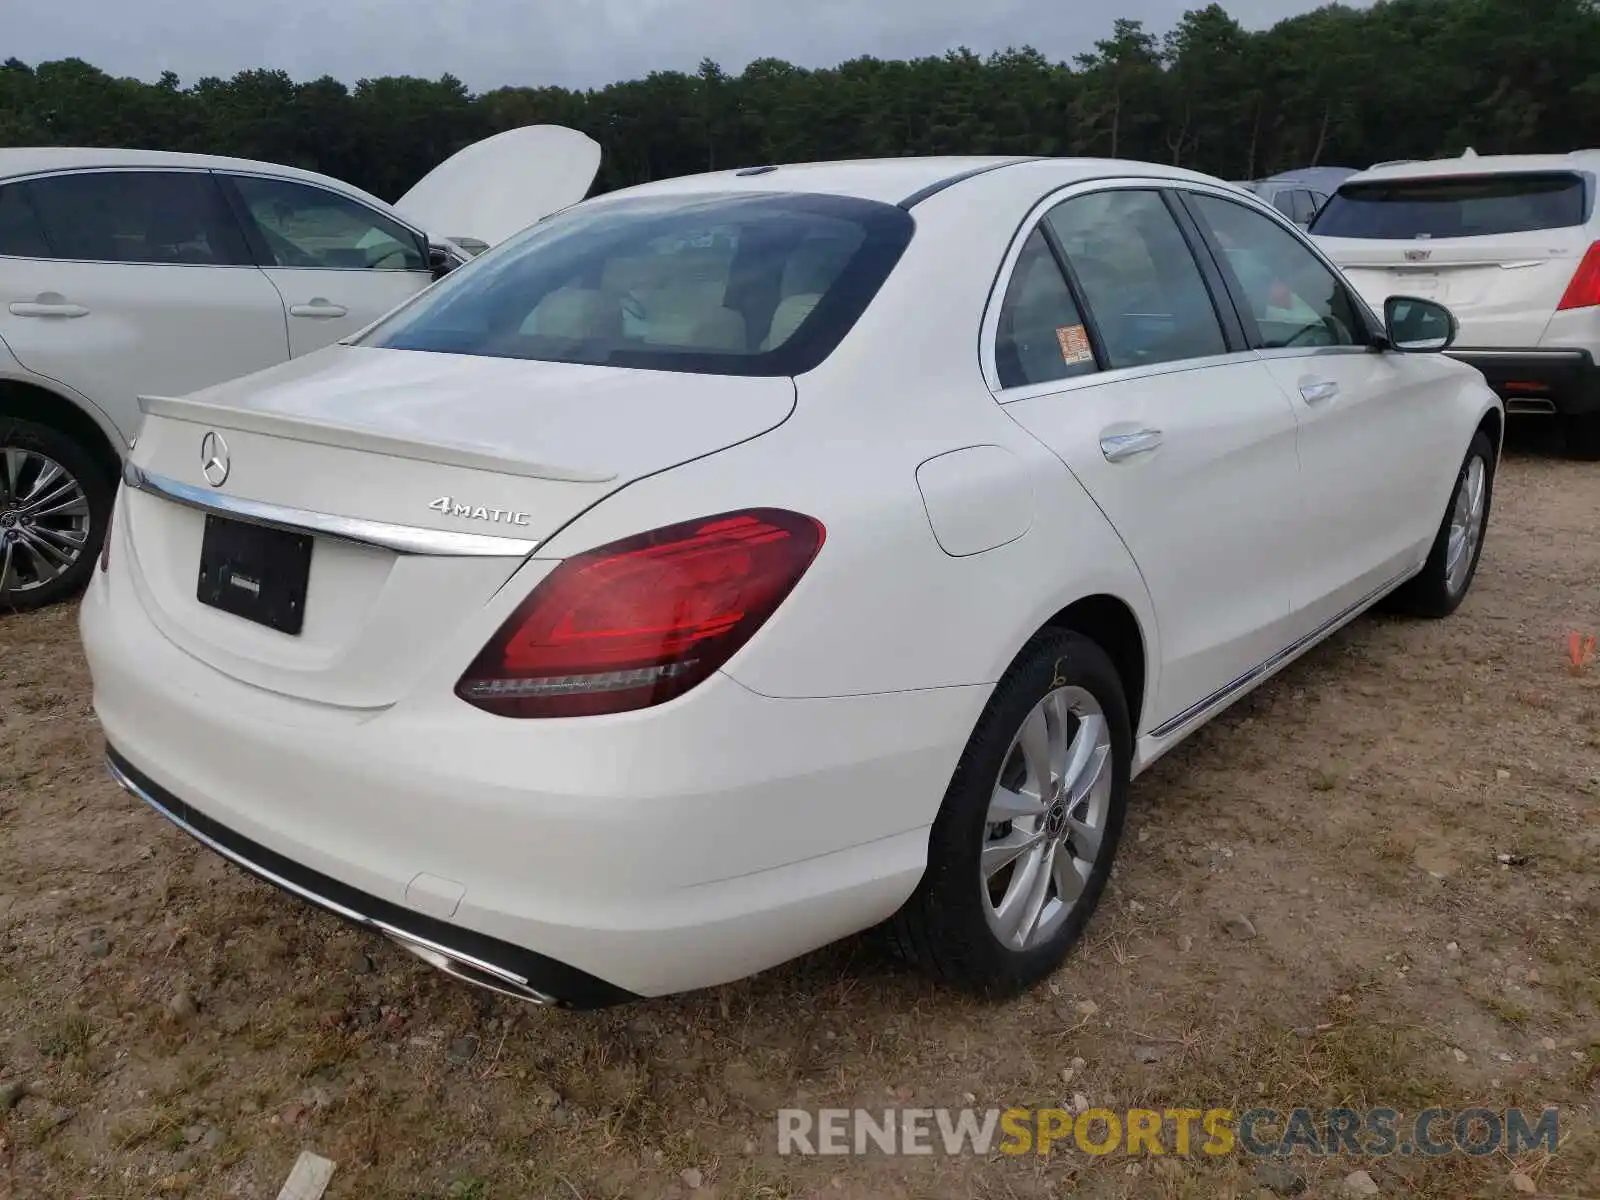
[1311,150,1600,459]
[0,128,599,609]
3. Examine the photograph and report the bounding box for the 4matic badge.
[428,496,534,527]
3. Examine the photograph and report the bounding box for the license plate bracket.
[196,514,313,635]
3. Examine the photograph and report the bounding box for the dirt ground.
[1,424,1597,1200]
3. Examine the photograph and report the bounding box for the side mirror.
[428,244,456,282]
[1384,295,1457,352]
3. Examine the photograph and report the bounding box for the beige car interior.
[519,228,858,354]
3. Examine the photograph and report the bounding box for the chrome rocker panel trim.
[1148,564,1420,741]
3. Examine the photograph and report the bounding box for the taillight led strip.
[456,508,825,718]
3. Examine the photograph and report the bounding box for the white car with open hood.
[82,156,1502,1007]
[0,125,601,608]
[1311,150,1600,459]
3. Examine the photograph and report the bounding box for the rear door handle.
[9,301,89,318]
[1099,428,1164,462]
[288,299,348,319]
[1299,379,1340,404]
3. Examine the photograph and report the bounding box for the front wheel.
[0,418,112,612]
[1385,429,1495,618]
[887,629,1132,998]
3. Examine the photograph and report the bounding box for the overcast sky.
[4,0,1343,92]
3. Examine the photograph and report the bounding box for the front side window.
[1310,172,1589,239]
[0,182,49,258]
[1043,189,1227,370]
[361,191,914,377]
[229,175,426,271]
[1189,193,1364,350]
[993,228,1099,389]
[24,171,246,265]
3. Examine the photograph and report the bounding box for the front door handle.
[1100,428,1164,462]
[288,299,348,319]
[1300,379,1340,404]
[9,301,89,318]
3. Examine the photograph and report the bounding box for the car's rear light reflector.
[1502,381,1549,392]
[1557,241,1600,310]
[455,508,825,717]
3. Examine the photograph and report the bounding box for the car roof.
[1344,150,1600,185]
[0,146,392,206]
[589,155,1233,209]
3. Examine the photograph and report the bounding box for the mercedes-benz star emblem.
[200,431,230,488]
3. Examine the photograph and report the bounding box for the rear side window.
[994,228,1099,389]
[362,191,914,377]
[1310,173,1589,239]
[1044,189,1227,370]
[25,171,248,265]
[0,183,50,257]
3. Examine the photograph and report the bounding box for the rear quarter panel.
[532,397,1157,713]
[0,338,133,453]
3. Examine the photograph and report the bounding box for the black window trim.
[982,177,1252,396]
[1031,219,1110,375]
[1158,188,1250,352]
[0,166,256,268]
[1171,185,1386,352]
[215,169,431,274]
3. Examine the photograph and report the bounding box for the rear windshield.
[1310,172,1590,239]
[361,191,914,376]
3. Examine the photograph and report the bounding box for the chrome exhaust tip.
[383,929,558,1007]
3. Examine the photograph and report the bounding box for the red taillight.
[455,508,825,718]
[1557,241,1600,310]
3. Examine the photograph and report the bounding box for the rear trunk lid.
[1311,170,1594,346]
[121,345,794,709]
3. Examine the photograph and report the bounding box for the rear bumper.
[107,748,632,1008]
[1446,348,1600,416]
[80,563,982,1001]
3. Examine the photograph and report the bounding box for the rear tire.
[0,418,112,612]
[1385,429,1494,619]
[887,629,1131,999]
[1563,413,1600,461]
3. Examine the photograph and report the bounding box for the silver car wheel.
[1445,453,1487,598]
[0,448,93,598]
[980,685,1114,951]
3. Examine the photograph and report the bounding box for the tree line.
[3,0,1598,204]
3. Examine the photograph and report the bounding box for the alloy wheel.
[1445,453,1487,597]
[980,685,1114,951]
[0,448,93,598]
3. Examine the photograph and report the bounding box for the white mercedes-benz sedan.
[81,156,1502,1008]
